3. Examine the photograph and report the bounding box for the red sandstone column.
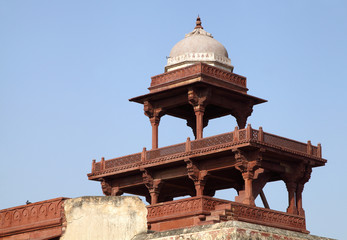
[150,191,158,204]
[285,181,298,215]
[144,101,164,150]
[194,105,205,139]
[296,183,305,216]
[242,171,255,206]
[194,181,205,196]
[150,117,160,149]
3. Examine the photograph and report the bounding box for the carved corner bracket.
[230,101,254,129]
[187,88,211,139]
[100,178,123,196]
[141,168,163,204]
[144,101,165,123]
[187,88,211,108]
[185,158,209,196]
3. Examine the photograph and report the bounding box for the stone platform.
[136,221,334,240]
[0,196,334,240]
[147,196,308,233]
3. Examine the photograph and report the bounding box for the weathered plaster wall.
[135,221,335,240]
[60,196,147,240]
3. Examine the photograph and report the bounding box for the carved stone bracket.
[234,149,261,173]
[230,102,253,129]
[188,88,211,139]
[100,178,123,196]
[282,164,312,216]
[141,169,163,204]
[296,165,312,216]
[188,88,210,107]
[144,101,165,149]
[284,179,298,215]
[144,101,165,125]
[185,158,209,196]
[233,149,261,206]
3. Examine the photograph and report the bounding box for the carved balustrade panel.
[0,198,66,236]
[89,128,325,178]
[147,143,186,160]
[263,133,307,154]
[231,202,306,232]
[94,162,101,172]
[147,196,230,220]
[238,129,247,141]
[191,132,233,150]
[104,153,141,169]
[146,196,307,233]
[312,146,318,156]
[251,129,259,140]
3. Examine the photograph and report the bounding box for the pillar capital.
[233,150,261,207]
[185,158,209,196]
[149,116,161,125]
[284,180,297,192]
[187,88,210,139]
[193,104,205,113]
[144,101,164,149]
[234,149,261,174]
[242,171,254,180]
[187,88,210,107]
[144,101,164,120]
[141,169,163,204]
[100,178,123,196]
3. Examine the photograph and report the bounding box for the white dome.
[165,17,233,72]
[169,33,229,58]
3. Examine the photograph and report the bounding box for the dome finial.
[195,15,203,29]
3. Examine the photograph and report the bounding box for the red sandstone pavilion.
[0,17,328,239]
[89,17,326,232]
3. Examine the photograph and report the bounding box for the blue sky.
[1,1,346,239]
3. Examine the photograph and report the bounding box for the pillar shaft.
[242,172,255,206]
[296,184,305,216]
[144,101,163,150]
[194,108,204,139]
[194,182,205,196]
[150,119,159,149]
[150,191,158,204]
[286,181,298,215]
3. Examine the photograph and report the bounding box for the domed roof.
[165,17,233,72]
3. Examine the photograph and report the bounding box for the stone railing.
[0,197,67,237]
[146,143,186,160]
[146,196,307,233]
[150,63,246,88]
[89,125,324,177]
[191,132,234,150]
[147,196,230,221]
[229,201,307,233]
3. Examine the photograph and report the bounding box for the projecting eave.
[129,82,267,106]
